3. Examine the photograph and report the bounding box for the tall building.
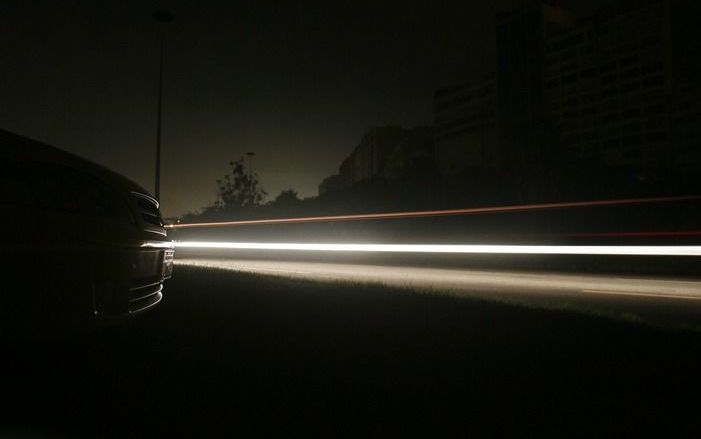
[384,126,435,181]
[544,1,675,169]
[318,174,343,196]
[323,126,436,193]
[491,0,701,183]
[434,74,498,177]
[543,0,701,174]
[496,3,576,172]
[669,0,701,173]
[338,126,410,187]
[339,155,354,188]
[543,18,600,164]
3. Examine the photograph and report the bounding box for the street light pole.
[246,151,256,179]
[153,10,174,202]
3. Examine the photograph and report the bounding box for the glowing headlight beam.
[173,241,701,256]
[165,195,701,229]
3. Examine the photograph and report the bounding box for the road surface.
[176,257,701,329]
[6,258,701,436]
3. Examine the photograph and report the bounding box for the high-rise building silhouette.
[434,0,701,192]
[496,3,576,175]
[434,74,499,178]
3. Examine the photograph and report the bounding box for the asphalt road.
[4,262,701,437]
[176,256,701,329]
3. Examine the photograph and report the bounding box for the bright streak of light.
[140,241,175,249]
[176,259,701,311]
[165,195,700,229]
[172,241,701,256]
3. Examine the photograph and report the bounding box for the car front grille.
[129,281,163,313]
[132,192,164,227]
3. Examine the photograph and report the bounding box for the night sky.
[0,0,598,217]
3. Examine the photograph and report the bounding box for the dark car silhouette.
[0,129,173,337]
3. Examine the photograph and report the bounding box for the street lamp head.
[153,10,174,24]
[246,152,256,157]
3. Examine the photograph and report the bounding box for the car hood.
[0,128,153,199]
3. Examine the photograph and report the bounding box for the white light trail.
[173,241,701,256]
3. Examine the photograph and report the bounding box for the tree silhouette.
[215,157,266,212]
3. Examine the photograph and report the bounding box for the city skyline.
[0,0,601,217]
[317,0,701,207]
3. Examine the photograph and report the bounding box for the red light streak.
[166,195,700,229]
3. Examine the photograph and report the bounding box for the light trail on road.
[173,241,701,256]
[169,196,701,327]
[176,258,701,298]
[166,195,700,229]
[175,257,701,328]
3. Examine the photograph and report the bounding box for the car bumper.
[2,242,174,337]
[93,245,174,316]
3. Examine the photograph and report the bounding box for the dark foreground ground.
[3,266,701,437]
